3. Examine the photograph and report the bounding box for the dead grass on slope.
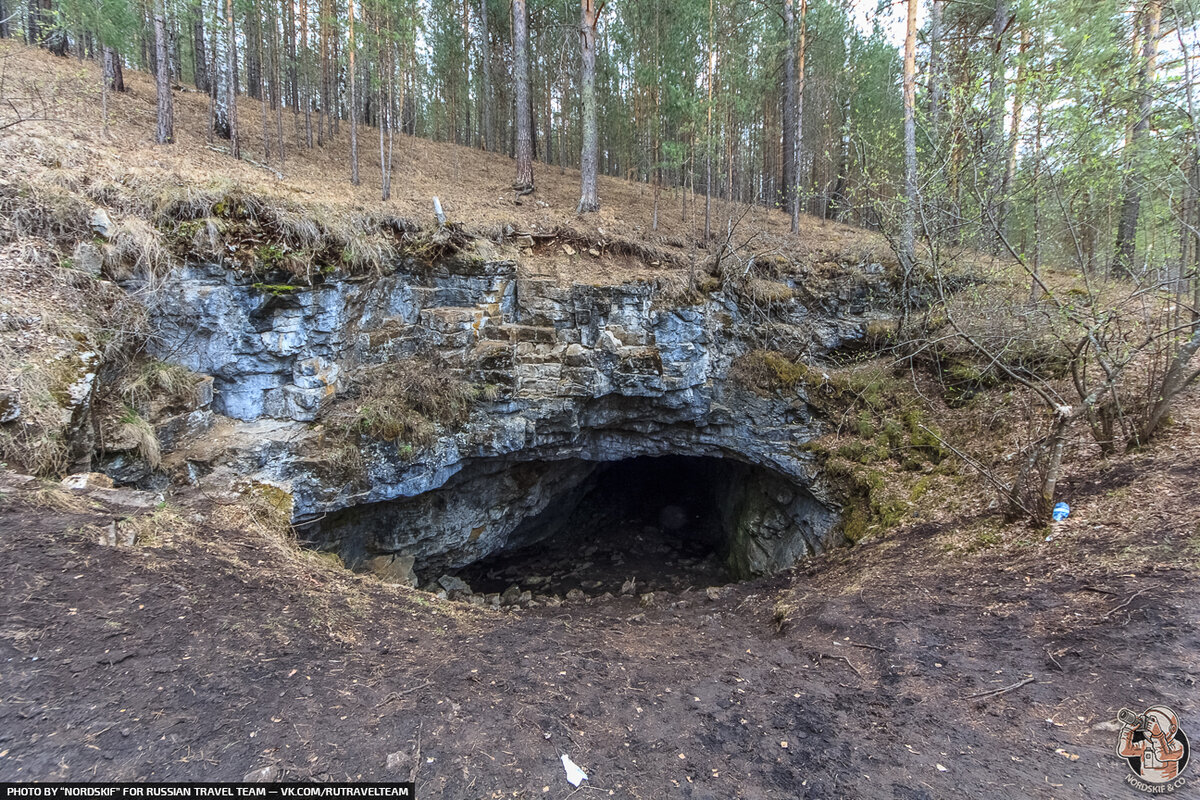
[0,41,893,287]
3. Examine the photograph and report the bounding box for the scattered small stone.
[565,588,587,603]
[639,592,656,608]
[89,208,113,239]
[705,586,723,601]
[620,578,637,596]
[72,241,104,277]
[500,584,523,605]
[385,751,408,772]
[0,392,19,424]
[243,765,279,783]
[517,590,533,606]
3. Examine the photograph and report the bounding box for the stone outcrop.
[147,247,894,582]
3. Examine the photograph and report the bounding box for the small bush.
[730,350,809,395]
[323,358,481,456]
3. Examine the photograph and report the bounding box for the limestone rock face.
[148,256,893,581]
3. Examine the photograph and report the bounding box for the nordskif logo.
[1116,706,1190,794]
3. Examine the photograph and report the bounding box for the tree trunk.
[512,0,534,193]
[704,0,715,242]
[0,0,8,39]
[928,0,943,135]
[109,47,126,92]
[781,0,796,213]
[101,47,112,135]
[480,0,494,151]
[224,0,240,157]
[791,0,807,231]
[192,0,209,92]
[154,2,175,144]
[257,0,270,161]
[900,0,918,276]
[300,0,312,147]
[1113,0,1162,277]
[1001,23,1029,233]
[244,5,262,101]
[577,0,601,213]
[27,0,41,44]
[983,0,1009,245]
[348,0,359,185]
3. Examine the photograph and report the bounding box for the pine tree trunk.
[245,6,262,101]
[928,0,943,134]
[257,0,270,161]
[1114,0,1162,277]
[154,2,175,144]
[512,0,534,192]
[300,0,312,147]
[225,0,240,157]
[27,0,40,45]
[480,0,494,151]
[791,0,806,231]
[984,0,1009,244]
[781,0,796,213]
[704,0,714,242]
[348,0,359,185]
[101,47,111,135]
[192,0,209,92]
[577,0,600,213]
[900,0,918,276]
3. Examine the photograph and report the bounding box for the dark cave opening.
[452,456,740,596]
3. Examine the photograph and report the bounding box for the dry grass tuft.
[324,358,479,453]
[118,408,161,470]
[28,480,92,512]
[120,359,201,409]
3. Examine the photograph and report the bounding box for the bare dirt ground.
[1,390,1197,799]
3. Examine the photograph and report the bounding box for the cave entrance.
[452,456,738,596]
[309,448,837,601]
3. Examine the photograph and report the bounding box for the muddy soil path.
[1,435,1197,798]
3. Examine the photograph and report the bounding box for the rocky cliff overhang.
[146,247,895,581]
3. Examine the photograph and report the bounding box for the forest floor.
[1,383,1197,798]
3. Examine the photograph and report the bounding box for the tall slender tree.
[153,0,173,143]
[348,0,359,185]
[1113,0,1163,275]
[900,0,918,276]
[479,0,494,151]
[577,0,603,213]
[224,0,240,157]
[512,0,534,193]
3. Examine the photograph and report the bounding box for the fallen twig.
[375,680,431,708]
[1104,588,1148,619]
[816,652,863,679]
[965,676,1035,700]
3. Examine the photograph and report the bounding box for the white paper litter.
[561,754,588,787]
